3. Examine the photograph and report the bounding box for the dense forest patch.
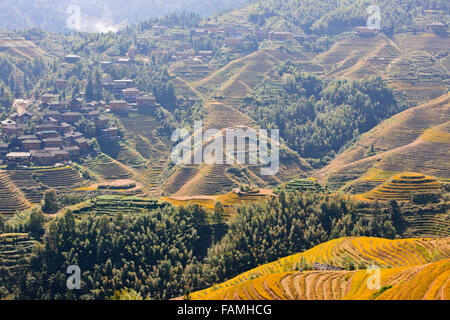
[240,62,406,166]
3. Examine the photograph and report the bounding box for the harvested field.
[356,172,441,202]
[191,237,450,300]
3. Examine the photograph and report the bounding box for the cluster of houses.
[154,19,448,52]
[150,24,316,61]
[423,10,448,34]
[2,75,160,167]
[1,97,119,166]
[171,49,214,62]
[425,22,448,34]
[187,24,308,43]
[48,75,158,114]
[355,21,447,36]
[223,30,311,47]
[100,78,158,113]
[66,54,135,70]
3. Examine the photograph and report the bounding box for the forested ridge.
[2,0,448,34]
[241,63,406,165]
[0,192,412,300]
[0,54,49,113]
[0,206,211,299]
[0,0,448,302]
[241,0,449,34]
[0,0,248,32]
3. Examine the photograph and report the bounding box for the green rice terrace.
[82,154,134,181]
[31,166,84,189]
[404,213,450,238]
[66,195,167,216]
[0,166,87,215]
[276,178,326,193]
[0,233,37,267]
[0,171,31,215]
[356,172,442,202]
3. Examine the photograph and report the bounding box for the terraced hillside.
[315,93,450,191]
[163,189,275,217]
[0,37,50,59]
[163,165,200,195]
[317,33,402,79]
[32,166,83,189]
[193,259,449,300]
[83,154,134,181]
[263,49,313,65]
[204,102,255,130]
[172,76,203,100]
[190,49,309,109]
[0,171,31,215]
[174,163,237,196]
[171,61,214,83]
[191,236,450,300]
[164,32,449,197]
[6,170,44,204]
[0,165,93,214]
[396,33,450,54]
[118,114,171,196]
[314,32,449,103]
[217,51,280,105]
[193,51,273,98]
[356,172,441,202]
[67,195,166,216]
[95,179,147,197]
[404,213,450,238]
[0,233,37,267]
[165,102,305,196]
[109,141,147,170]
[387,50,449,103]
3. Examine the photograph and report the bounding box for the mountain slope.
[192,258,450,300]
[315,33,449,103]
[0,0,248,32]
[164,51,310,196]
[0,37,51,59]
[317,33,402,78]
[217,0,450,35]
[315,93,450,192]
[356,172,441,201]
[190,236,450,300]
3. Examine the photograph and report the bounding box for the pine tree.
[213,202,225,225]
[0,214,4,232]
[42,189,59,214]
[85,74,94,102]
[28,209,45,239]
[94,69,102,101]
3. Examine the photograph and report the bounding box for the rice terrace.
[0,0,448,307]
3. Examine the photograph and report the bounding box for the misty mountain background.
[0,0,250,32]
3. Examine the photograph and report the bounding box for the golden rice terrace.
[356,172,441,202]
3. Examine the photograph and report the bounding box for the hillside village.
[0,12,447,203]
[1,96,118,166]
[0,24,359,167]
[2,14,447,167]
[0,0,448,302]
